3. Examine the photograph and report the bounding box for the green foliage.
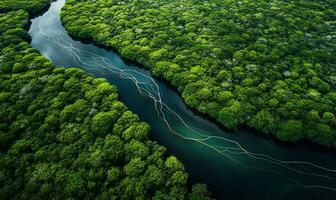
[189,184,213,200]
[0,0,48,13]
[124,158,146,177]
[219,101,245,129]
[250,110,276,134]
[61,0,336,147]
[0,3,212,199]
[91,110,119,134]
[277,120,304,141]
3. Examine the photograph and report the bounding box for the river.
[28,0,336,199]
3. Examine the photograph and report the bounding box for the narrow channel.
[28,0,336,199]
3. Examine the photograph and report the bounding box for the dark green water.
[28,0,336,199]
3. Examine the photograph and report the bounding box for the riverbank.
[61,18,336,154]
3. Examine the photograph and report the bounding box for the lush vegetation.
[0,0,49,13]
[0,1,212,199]
[61,0,336,147]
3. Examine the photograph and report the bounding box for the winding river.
[28,0,336,199]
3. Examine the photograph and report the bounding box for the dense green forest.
[61,0,336,147]
[0,1,212,199]
[0,0,49,13]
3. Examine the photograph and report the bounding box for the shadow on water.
[28,0,336,199]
